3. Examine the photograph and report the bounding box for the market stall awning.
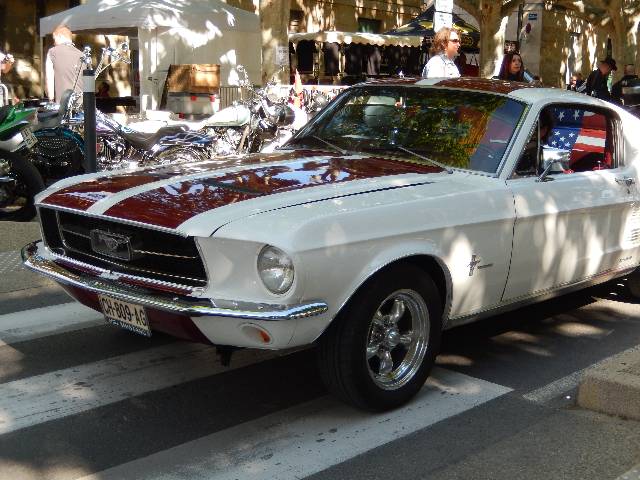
[40,0,259,36]
[288,31,422,48]
[385,5,480,52]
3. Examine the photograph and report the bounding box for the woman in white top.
[421,27,461,79]
[0,52,15,105]
[0,51,14,79]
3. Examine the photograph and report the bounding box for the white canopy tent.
[40,0,261,111]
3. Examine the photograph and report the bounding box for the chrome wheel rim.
[366,289,430,390]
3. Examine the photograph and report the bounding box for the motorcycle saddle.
[120,125,188,150]
[37,110,59,122]
[36,110,61,129]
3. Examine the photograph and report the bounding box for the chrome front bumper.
[22,241,328,321]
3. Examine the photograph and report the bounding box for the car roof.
[358,77,537,94]
[355,77,612,109]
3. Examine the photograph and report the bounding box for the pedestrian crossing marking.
[75,368,512,480]
[0,342,284,435]
[0,302,103,347]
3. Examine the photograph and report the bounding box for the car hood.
[37,149,446,235]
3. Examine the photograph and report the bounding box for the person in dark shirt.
[567,72,585,92]
[585,57,617,101]
[497,52,525,81]
[611,64,638,104]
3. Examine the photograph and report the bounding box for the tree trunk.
[259,0,291,85]
[479,2,506,78]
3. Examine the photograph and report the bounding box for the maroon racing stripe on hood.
[39,152,320,211]
[42,174,166,211]
[103,156,442,228]
[40,169,187,211]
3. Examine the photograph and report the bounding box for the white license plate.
[21,127,37,149]
[98,294,151,337]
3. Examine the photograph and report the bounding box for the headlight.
[257,245,294,294]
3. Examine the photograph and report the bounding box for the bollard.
[83,69,97,173]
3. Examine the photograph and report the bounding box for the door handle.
[615,177,636,187]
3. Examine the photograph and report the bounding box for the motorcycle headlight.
[257,245,294,294]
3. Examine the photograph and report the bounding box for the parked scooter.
[0,104,45,221]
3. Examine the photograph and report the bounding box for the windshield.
[290,86,526,174]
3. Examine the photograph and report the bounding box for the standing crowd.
[419,25,636,109]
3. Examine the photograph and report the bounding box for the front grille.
[39,207,207,287]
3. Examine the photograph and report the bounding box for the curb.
[577,346,640,421]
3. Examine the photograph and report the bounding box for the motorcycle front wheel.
[0,150,45,222]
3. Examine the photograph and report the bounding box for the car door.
[503,103,638,302]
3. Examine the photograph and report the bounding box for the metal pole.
[516,2,524,52]
[83,69,97,173]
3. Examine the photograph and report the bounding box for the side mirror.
[537,147,571,182]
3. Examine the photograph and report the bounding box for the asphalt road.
[0,272,639,480]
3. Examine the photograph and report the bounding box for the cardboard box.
[166,64,220,94]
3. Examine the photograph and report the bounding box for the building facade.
[1,0,638,99]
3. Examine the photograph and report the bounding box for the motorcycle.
[302,89,331,119]
[28,44,204,180]
[0,104,45,221]
[201,66,305,155]
[126,66,307,156]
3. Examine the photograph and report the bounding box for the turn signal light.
[240,324,272,345]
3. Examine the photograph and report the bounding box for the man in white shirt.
[421,27,461,79]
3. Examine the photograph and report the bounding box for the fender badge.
[468,254,493,276]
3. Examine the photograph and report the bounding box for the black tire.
[31,128,85,182]
[154,146,207,165]
[626,268,640,298]
[0,150,45,221]
[317,263,442,411]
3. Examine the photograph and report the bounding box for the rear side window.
[546,106,614,171]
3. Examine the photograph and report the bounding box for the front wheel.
[317,263,442,411]
[0,150,45,221]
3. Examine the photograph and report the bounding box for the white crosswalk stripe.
[75,367,511,480]
[0,300,512,480]
[0,340,285,435]
[0,302,104,346]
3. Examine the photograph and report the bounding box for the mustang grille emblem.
[90,230,132,261]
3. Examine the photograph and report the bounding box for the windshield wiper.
[394,145,454,174]
[309,135,348,154]
[288,135,348,155]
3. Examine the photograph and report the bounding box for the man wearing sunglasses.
[421,27,461,79]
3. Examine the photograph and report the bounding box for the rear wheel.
[154,146,207,165]
[626,268,640,298]
[0,150,45,221]
[317,263,442,411]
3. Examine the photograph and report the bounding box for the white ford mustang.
[23,77,640,411]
